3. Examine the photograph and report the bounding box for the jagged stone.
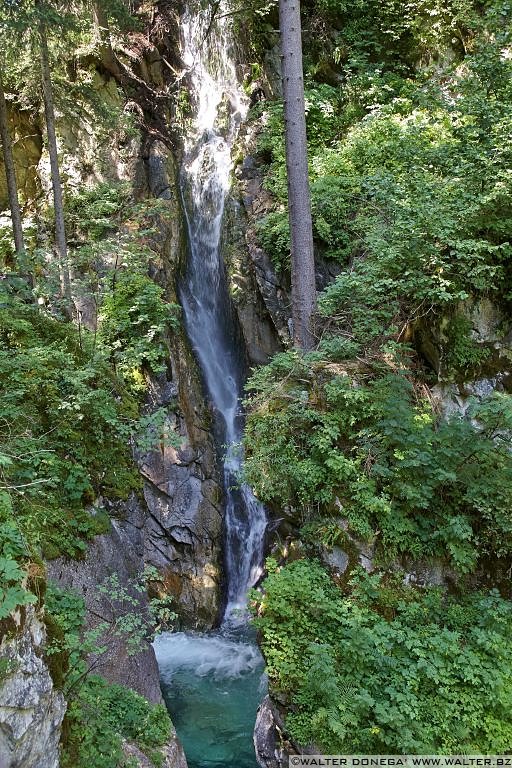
[122,731,188,768]
[223,191,282,365]
[0,610,66,768]
[140,433,223,628]
[47,494,163,705]
[253,696,292,768]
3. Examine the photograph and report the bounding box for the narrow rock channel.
[153,5,268,765]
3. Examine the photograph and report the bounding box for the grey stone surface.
[140,429,223,628]
[253,696,290,768]
[433,375,509,418]
[417,296,512,381]
[321,546,350,577]
[0,610,66,768]
[122,731,188,768]
[47,495,163,705]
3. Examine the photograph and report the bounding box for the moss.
[442,314,492,379]
[42,611,69,690]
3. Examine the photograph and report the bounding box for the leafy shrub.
[255,211,290,272]
[254,5,512,360]
[62,676,170,768]
[65,182,131,242]
[0,292,140,559]
[253,561,512,752]
[99,271,179,383]
[0,520,37,617]
[0,556,37,619]
[443,315,491,375]
[245,362,512,572]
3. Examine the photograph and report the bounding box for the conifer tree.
[35,0,72,304]
[279,0,316,350]
[0,65,25,256]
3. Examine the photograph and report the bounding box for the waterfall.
[178,4,267,622]
[154,8,268,766]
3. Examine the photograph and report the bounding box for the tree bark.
[279,0,316,350]
[37,8,72,305]
[0,69,25,255]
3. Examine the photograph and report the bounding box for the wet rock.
[141,432,223,629]
[254,696,292,768]
[0,609,66,768]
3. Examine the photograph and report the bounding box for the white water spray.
[179,4,267,623]
[154,11,268,765]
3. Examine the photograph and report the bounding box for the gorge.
[1,0,512,766]
[154,5,268,766]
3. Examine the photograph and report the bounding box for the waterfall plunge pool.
[154,628,267,768]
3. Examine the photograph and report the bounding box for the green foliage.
[443,315,491,374]
[245,361,512,572]
[65,182,132,241]
[99,271,179,385]
[0,290,140,559]
[0,180,182,564]
[248,0,512,757]
[255,210,290,272]
[64,182,181,389]
[254,2,512,364]
[0,556,37,619]
[62,676,171,768]
[253,561,512,752]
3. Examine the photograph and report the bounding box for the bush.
[99,270,179,383]
[245,362,512,572]
[62,676,171,768]
[253,561,512,752]
[0,291,139,559]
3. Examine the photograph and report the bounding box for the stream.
[153,4,268,766]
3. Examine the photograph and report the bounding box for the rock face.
[0,106,42,210]
[416,296,512,383]
[223,192,282,365]
[47,495,190,765]
[233,146,291,349]
[253,696,290,768]
[48,494,163,704]
[123,734,188,768]
[140,395,224,627]
[0,609,66,768]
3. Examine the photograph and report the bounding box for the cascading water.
[154,6,268,766]
[178,6,267,621]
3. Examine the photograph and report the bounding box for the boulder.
[0,610,66,768]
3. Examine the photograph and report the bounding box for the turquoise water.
[154,629,267,768]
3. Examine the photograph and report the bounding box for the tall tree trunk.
[0,69,25,255]
[279,0,316,350]
[37,9,72,305]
